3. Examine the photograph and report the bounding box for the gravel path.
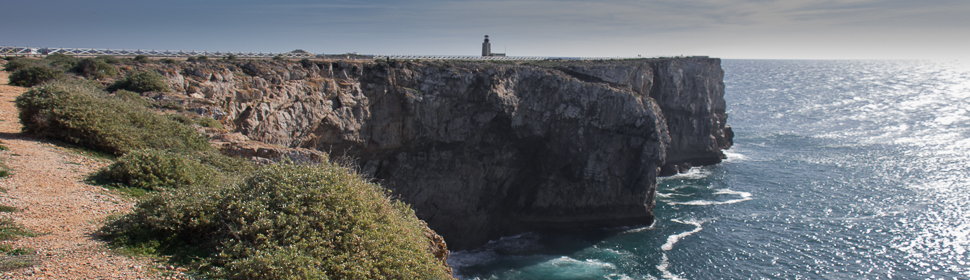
[0,68,178,279]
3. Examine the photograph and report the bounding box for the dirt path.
[0,68,170,279]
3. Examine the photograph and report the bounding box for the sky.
[2,0,968,60]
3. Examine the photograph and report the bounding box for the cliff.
[133,57,731,250]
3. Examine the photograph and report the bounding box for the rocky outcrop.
[210,132,329,164]
[129,57,731,250]
[556,59,733,175]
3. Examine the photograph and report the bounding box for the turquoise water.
[449,60,970,279]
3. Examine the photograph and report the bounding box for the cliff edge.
[136,57,731,250]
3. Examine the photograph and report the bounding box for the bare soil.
[0,68,178,279]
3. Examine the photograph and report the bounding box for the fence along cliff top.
[0,46,316,59]
[1,45,660,61]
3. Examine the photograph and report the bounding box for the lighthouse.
[482,35,491,57]
[481,35,505,57]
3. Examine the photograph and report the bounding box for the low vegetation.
[8,55,451,279]
[102,162,450,279]
[16,80,208,156]
[75,57,119,79]
[8,66,64,87]
[0,218,38,272]
[96,149,253,192]
[108,71,171,93]
[197,117,224,129]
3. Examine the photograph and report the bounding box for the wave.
[721,150,748,162]
[656,253,686,280]
[620,220,656,234]
[659,167,712,180]
[665,189,753,206]
[661,219,705,251]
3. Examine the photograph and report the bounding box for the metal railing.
[2,46,640,61]
[374,55,637,61]
[0,46,315,59]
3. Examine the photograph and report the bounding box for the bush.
[98,150,240,191]
[197,117,224,129]
[102,162,451,279]
[8,66,64,87]
[108,71,171,93]
[169,114,194,125]
[44,53,79,70]
[97,55,122,64]
[2,58,44,72]
[159,101,184,111]
[15,80,211,155]
[113,90,151,108]
[74,57,119,79]
[160,58,177,64]
[134,55,151,63]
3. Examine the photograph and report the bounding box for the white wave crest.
[656,253,687,280]
[660,167,711,180]
[666,189,753,206]
[661,219,705,251]
[544,256,616,269]
[721,150,748,162]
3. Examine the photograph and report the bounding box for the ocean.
[448,59,970,279]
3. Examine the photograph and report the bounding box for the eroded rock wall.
[133,57,730,249]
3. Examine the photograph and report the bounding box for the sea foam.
[665,189,753,206]
[661,219,705,251]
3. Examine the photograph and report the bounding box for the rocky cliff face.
[137,57,731,250]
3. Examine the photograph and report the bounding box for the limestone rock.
[118,58,732,250]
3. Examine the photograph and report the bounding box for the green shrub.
[108,71,171,93]
[44,53,79,70]
[8,66,64,87]
[113,90,151,108]
[2,58,44,72]
[74,57,119,79]
[197,117,224,129]
[15,80,211,155]
[97,55,122,64]
[169,114,194,125]
[102,162,451,279]
[99,149,226,191]
[160,58,177,64]
[134,55,151,63]
[159,101,184,111]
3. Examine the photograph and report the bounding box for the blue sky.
[2,0,968,59]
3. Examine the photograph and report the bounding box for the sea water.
[449,60,970,279]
